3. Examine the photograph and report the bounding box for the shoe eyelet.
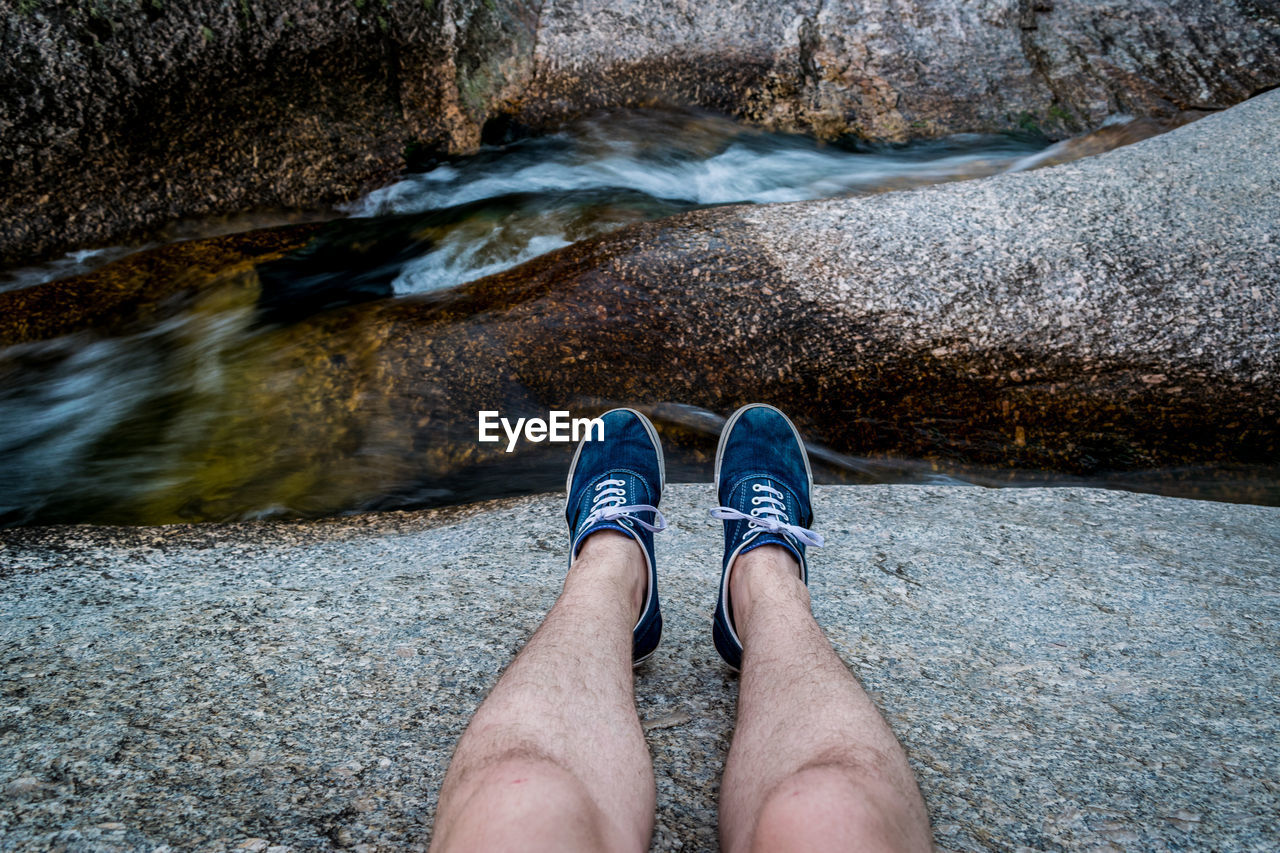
[752,483,762,492]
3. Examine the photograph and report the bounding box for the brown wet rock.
[3,0,1278,267]
[0,224,321,347]
[999,112,1209,171]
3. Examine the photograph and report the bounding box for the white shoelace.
[710,482,824,547]
[584,478,668,533]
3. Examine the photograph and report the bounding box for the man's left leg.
[429,531,654,852]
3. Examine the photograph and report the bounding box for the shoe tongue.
[601,471,642,500]
[581,472,644,527]
[599,469,628,486]
[747,476,787,506]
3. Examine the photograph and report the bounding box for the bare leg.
[430,532,654,852]
[719,546,931,853]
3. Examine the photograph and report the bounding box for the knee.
[752,764,926,853]
[433,752,609,852]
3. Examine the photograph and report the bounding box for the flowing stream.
[4,109,1268,526]
[344,111,1060,295]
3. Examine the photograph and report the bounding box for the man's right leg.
[429,532,654,853]
[718,544,931,853]
[431,408,668,853]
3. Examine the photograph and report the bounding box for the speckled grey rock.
[744,87,1280,382]
[525,0,1279,141]
[2,485,1277,851]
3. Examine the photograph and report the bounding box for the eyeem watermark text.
[479,411,605,452]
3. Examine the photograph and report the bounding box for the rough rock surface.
[522,0,1279,141]
[3,0,1278,265]
[1,484,1278,851]
[0,0,537,267]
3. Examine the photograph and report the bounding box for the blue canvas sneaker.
[710,404,824,670]
[565,408,667,665]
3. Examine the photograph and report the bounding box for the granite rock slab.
[2,484,1278,851]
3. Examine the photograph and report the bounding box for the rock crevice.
[1,92,1275,523]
